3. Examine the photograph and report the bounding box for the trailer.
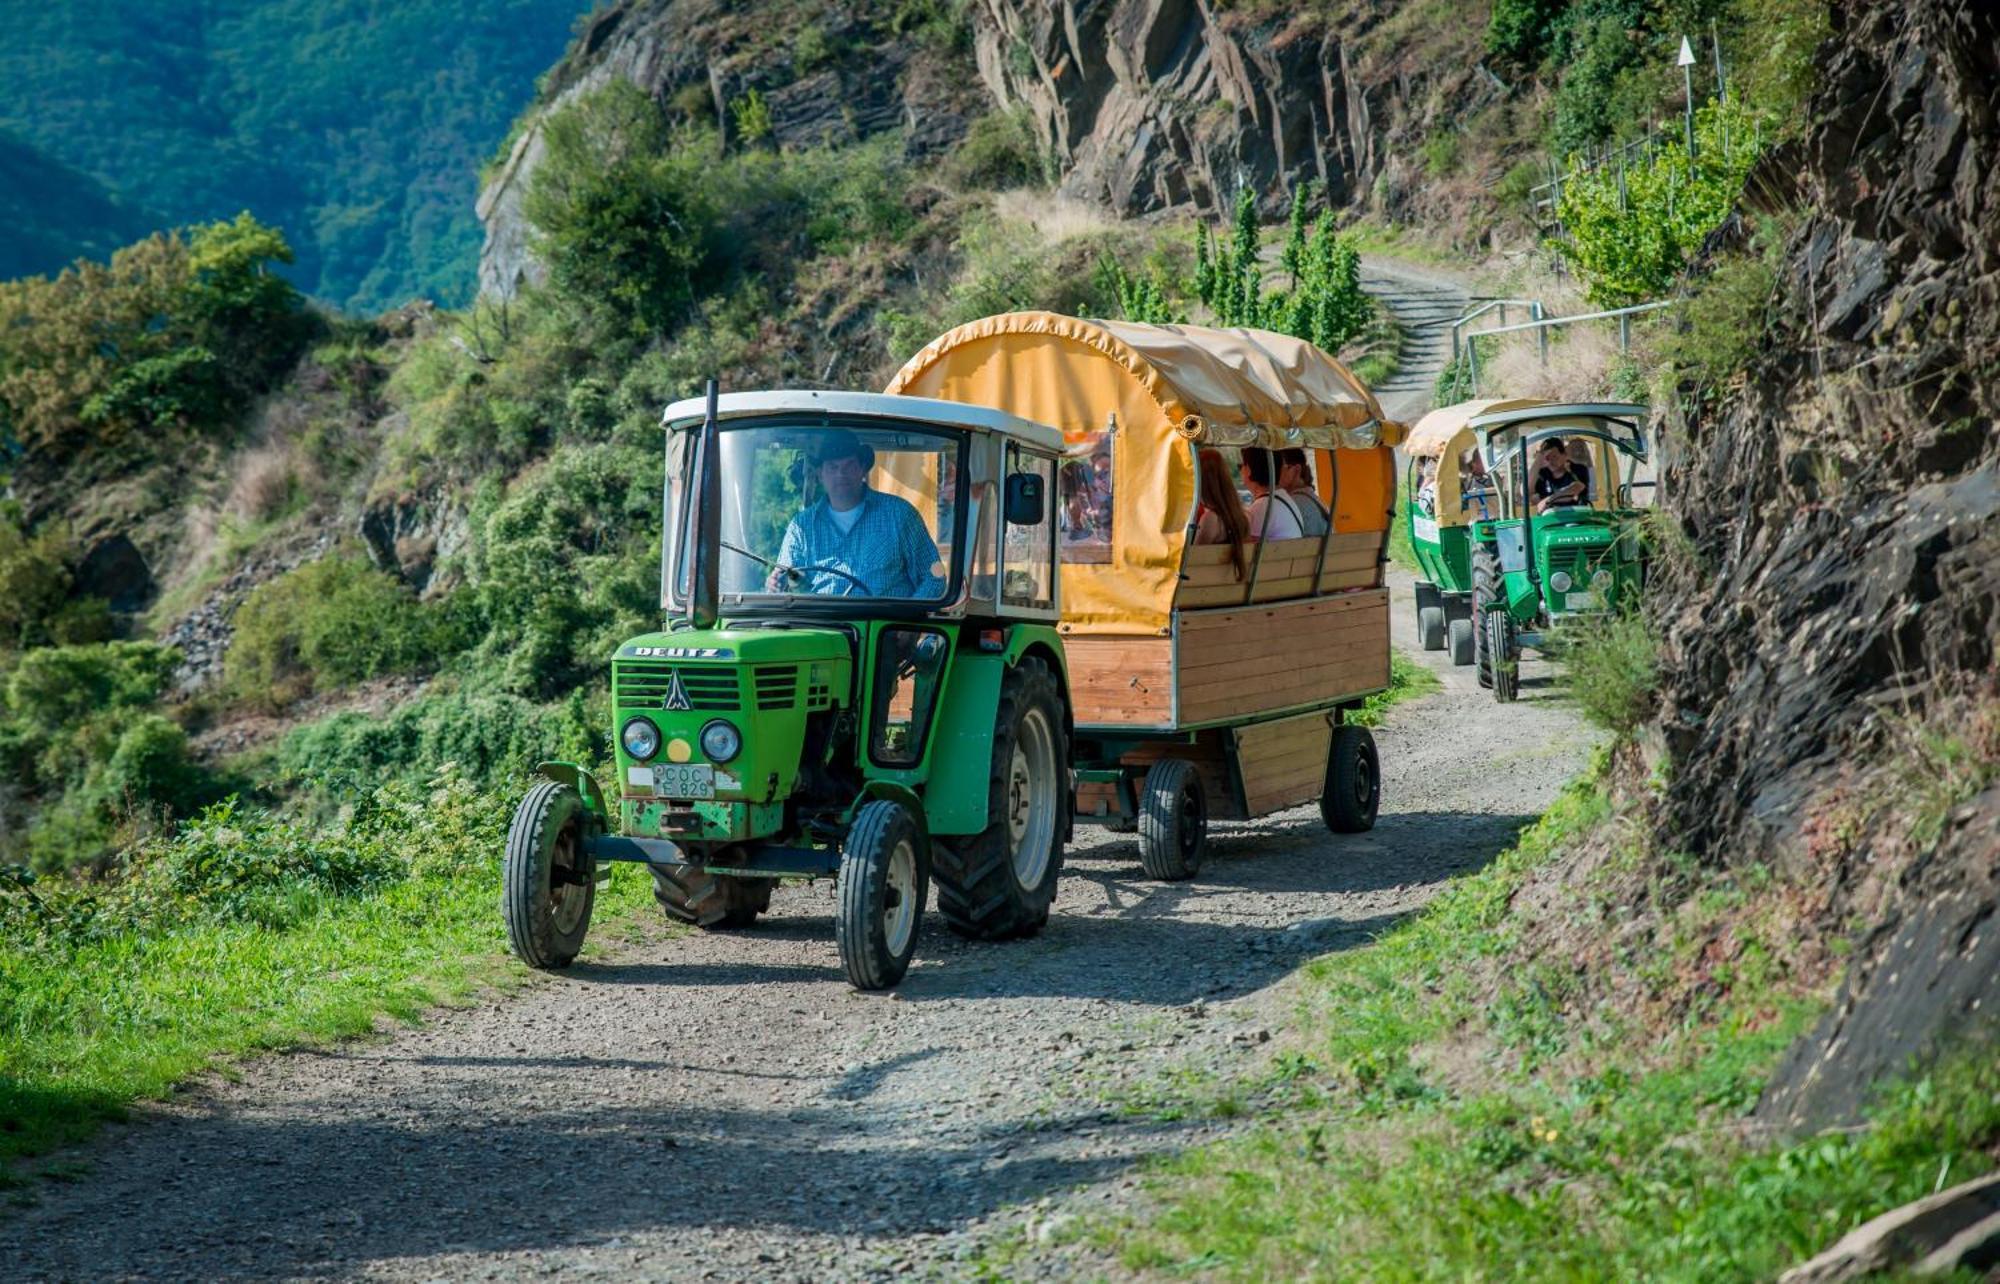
[887,312,1403,878]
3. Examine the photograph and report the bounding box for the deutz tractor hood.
[615,627,850,665]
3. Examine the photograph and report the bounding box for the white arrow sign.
[1677,36,1696,67]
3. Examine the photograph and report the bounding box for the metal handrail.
[1450,299,1545,361]
[1459,299,1675,396]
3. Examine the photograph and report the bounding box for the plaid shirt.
[776,489,944,598]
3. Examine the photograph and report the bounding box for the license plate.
[652,764,715,799]
[1564,590,1603,611]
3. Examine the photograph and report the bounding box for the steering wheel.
[723,541,872,596]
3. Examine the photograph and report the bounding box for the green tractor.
[1464,402,1652,702]
[502,386,1074,990]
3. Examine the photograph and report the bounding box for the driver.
[769,429,945,597]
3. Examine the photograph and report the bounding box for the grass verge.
[1352,650,1441,729]
[1386,473,1419,573]
[0,775,656,1181]
[1044,757,2000,1281]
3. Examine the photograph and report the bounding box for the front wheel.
[1138,758,1207,881]
[1448,617,1475,666]
[836,800,930,990]
[503,781,595,969]
[1321,725,1381,833]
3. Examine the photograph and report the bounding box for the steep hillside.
[0,132,155,282]
[0,0,590,311]
[1652,0,1999,1129]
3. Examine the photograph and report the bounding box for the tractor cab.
[502,388,1075,991]
[1464,402,1651,701]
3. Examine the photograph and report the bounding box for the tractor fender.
[533,761,609,832]
[846,781,930,846]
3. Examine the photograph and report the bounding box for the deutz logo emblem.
[663,672,693,712]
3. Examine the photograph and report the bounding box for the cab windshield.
[667,421,964,608]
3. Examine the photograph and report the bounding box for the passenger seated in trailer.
[1533,438,1590,513]
[1459,448,1494,519]
[1240,448,1305,541]
[1194,448,1250,580]
[1278,448,1331,537]
[1416,456,1439,518]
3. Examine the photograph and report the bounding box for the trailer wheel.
[1488,608,1520,704]
[650,859,773,929]
[836,799,929,990]
[503,781,595,969]
[1418,605,1446,651]
[1321,726,1381,834]
[933,656,1068,941]
[1448,617,1475,666]
[1138,758,1207,881]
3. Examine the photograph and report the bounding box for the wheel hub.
[1007,709,1058,889]
[883,838,917,957]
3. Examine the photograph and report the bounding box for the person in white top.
[1241,449,1304,541]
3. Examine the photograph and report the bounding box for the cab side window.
[1003,444,1055,610]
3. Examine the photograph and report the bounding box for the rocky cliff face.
[476,0,1499,294]
[476,0,985,298]
[1646,0,1998,1130]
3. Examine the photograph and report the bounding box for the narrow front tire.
[503,781,595,970]
[836,800,929,990]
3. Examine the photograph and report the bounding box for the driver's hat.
[812,429,875,471]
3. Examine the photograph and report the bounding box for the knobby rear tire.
[650,863,773,929]
[933,657,1069,941]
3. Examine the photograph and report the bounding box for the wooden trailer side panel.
[1177,589,1390,727]
[1231,710,1336,816]
[1175,533,1383,609]
[1065,635,1174,727]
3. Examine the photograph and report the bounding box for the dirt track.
[9,565,1596,1283]
[9,260,1605,1282]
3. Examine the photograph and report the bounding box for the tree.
[1191,186,1373,351]
[523,81,717,339]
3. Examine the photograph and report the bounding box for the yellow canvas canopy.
[885,311,1403,635]
[1407,397,1547,527]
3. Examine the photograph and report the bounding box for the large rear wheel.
[503,781,595,969]
[933,657,1068,940]
[836,799,929,990]
[1472,543,1502,689]
[1489,608,1520,704]
[650,859,773,929]
[1138,758,1207,881]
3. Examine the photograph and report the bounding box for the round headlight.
[699,719,742,763]
[621,717,661,762]
[1548,570,1574,593]
[1591,568,1614,590]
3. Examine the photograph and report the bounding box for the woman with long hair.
[1193,448,1250,580]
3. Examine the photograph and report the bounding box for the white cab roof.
[661,390,1065,452]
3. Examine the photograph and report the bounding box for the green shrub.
[1194,187,1372,352]
[947,107,1047,190]
[1655,245,1778,390]
[731,89,773,144]
[1560,608,1660,735]
[462,443,660,696]
[1485,0,1568,65]
[225,554,450,707]
[1556,97,1764,305]
[524,81,717,339]
[5,640,178,736]
[0,510,83,651]
[277,688,605,795]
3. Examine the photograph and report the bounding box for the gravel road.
[10,260,1596,1283]
[10,573,1596,1282]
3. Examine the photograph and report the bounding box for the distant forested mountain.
[0,131,156,281]
[0,0,592,312]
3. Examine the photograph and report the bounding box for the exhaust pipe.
[687,378,722,630]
